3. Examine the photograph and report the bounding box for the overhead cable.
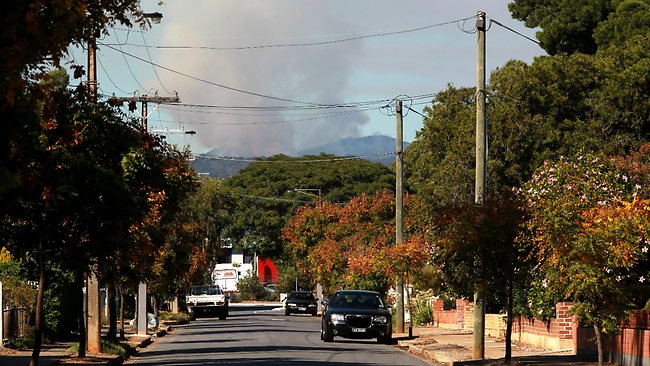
[100,42,339,106]
[488,18,540,45]
[108,16,476,51]
[194,152,395,163]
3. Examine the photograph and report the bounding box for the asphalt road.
[124,303,432,366]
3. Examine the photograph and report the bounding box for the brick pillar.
[556,302,575,352]
[433,300,444,326]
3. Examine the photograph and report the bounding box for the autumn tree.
[518,148,649,366]
[0,0,143,105]
[283,191,429,295]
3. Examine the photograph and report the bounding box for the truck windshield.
[190,285,222,295]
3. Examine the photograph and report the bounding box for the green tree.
[185,177,236,267]
[224,154,394,259]
[424,194,526,360]
[593,0,650,49]
[508,0,615,55]
[509,0,650,55]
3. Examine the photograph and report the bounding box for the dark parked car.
[321,290,392,344]
[285,291,318,316]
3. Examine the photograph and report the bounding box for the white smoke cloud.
[107,0,544,156]
[153,0,369,156]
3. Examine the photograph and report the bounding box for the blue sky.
[74,0,545,156]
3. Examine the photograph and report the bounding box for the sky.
[73,0,545,157]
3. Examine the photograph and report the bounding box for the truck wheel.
[219,311,227,320]
[284,308,290,316]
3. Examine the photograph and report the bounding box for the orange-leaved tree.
[519,147,650,366]
[283,191,429,295]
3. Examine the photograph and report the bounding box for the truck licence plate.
[299,307,306,311]
[352,328,366,333]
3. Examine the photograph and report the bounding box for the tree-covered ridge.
[223,154,395,258]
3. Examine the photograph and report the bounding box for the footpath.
[395,326,607,366]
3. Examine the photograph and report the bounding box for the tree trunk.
[504,282,514,362]
[77,271,86,358]
[107,278,117,340]
[119,286,125,339]
[594,323,604,366]
[29,243,46,366]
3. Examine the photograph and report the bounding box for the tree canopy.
[224,154,395,258]
[282,191,428,294]
[517,147,650,363]
[508,0,650,55]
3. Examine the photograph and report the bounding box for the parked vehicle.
[186,285,229,320]
[284,291,318,316]
[321,290,392,344]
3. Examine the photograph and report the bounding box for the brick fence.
[431,300,650,366]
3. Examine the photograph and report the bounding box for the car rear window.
[330,293,385,308]
[289,292,315,300]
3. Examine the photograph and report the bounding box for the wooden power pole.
[473,10,487,360]
[110,95,180,130]
[395,100,405,334]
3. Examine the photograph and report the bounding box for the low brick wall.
[431,300,650,366]
[577,310,650,366]
[511,302,575,351]
[432,299,468,329]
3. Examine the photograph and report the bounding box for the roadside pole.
[473,10,487,360]
[395,100,405,334]
[86,28,102,354]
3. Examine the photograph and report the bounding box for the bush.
[237,272,266,301]
[410,290,434,326]
[4,336,34,350]
[68,338,135,356]
[158,311,191,323]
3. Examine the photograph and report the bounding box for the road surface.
[125,303,432,365]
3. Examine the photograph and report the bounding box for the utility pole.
[395,100,405,334]
[473,10,487,360]
[110,95,180,130]
[86,29,102,355]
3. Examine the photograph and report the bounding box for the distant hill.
[190,156,251,179]
[296,135,408,166]
[191,135,409,178]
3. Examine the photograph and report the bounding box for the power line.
[140,30,175,95]
[108,16,476,51]
[194,152,395,163]
[236,193,313,205]
[147,110,369,126]
[488,18,540,45]
[97,57,132,95]
[100,42,336,107]
[407,107,428,119]
[111,32,153,94]
[165,93,438,112]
